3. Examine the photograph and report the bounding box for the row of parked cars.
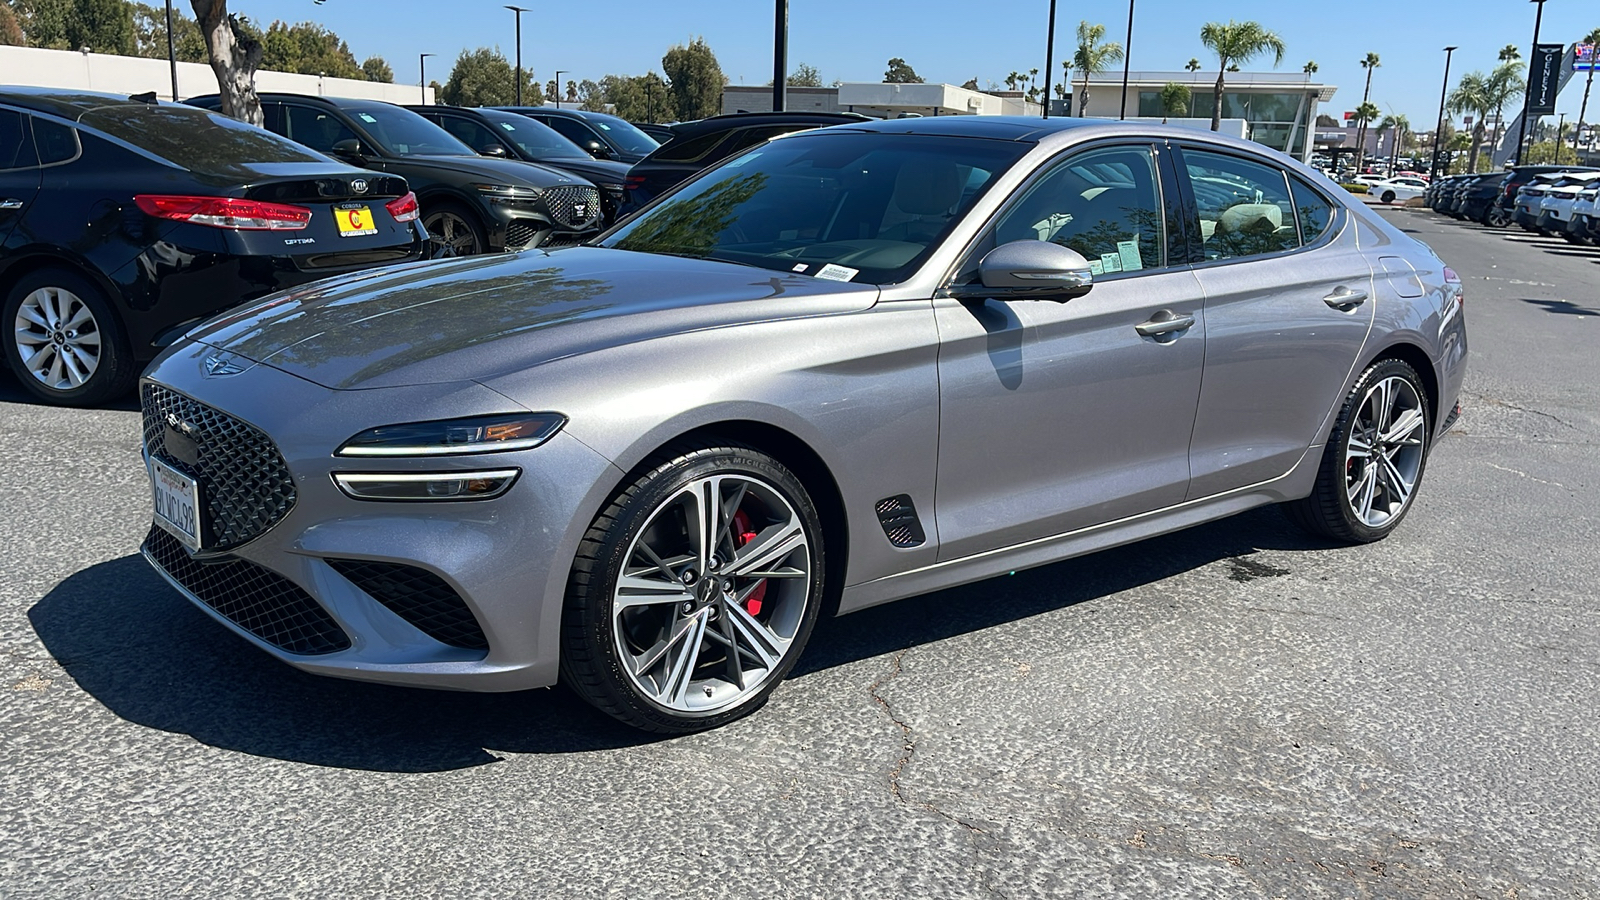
[0,84,865,406]
[1424,164,1600,245]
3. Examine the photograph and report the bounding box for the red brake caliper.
[732,509,766,616]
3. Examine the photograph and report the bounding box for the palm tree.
[1499,44,1521,63]
[1185,58,1201,73]
[1354,52,1380,170]
[1448,72,1493,172]
[1159,81,1191,123]
[1198,20,1286,131]
[1070,20,1123,117]
[1378,112,1410,174]
[1485,60,1525,160]
[1572,29,1599,160]
[1303,60,1318,75]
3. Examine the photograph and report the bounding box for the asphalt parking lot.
[2,208,1598,899]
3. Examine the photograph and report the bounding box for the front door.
[933,143,1206,561]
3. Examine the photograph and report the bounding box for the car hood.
[530,156,633,186]
[389,153,587,188]
[188,247,880,390]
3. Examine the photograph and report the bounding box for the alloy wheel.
[423,210,483,256]
[12,286,101,391]
[611,473,812,715]
[1344,375,1426,528]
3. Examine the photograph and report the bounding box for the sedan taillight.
[386,191,421,223]
[134,194,311,230]
[624,175,646,191]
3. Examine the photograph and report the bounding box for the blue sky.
[233,0,1599,127]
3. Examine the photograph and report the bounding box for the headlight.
[333,469,521,501]
[336,413,565,457]
[472,183,540,199]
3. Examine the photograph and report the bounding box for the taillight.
[1443,266,1463,307]
[385,191,420,223]
[134,194,311,230]
[624,175,646,191]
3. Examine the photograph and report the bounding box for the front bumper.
[138,344,621,692]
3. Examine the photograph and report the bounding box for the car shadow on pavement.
[0,370,140,411]
[29,507,1333,773]
[1520,298,1600,317]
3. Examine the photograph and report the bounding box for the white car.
[1536,172,1600,234]
[1568,182,1599,244]
[1353,174,1388,187]
[1367,177,1429,204]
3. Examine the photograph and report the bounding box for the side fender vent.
[874,494,927,548]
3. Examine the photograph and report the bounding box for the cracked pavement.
[2,209,1599,898]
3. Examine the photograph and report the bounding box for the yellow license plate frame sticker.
[336,204,377,237]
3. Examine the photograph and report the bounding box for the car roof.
[0,85,166,119]
[188,92,396,112]
[496,106,627,123]
[663,111,869,140]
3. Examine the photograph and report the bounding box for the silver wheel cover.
[12,286,101,391]
[612,474,812,715]
[423,211,481,256]
[1345,375,1426,528]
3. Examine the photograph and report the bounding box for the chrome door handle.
[1324,286,1368,310]
[0,199,23,210]
[1134,310,1196,339]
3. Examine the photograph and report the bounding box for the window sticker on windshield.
[499,122,517,131]
[596,122,613,131]
[791,263,809,273]
[1089,259,1104,276]
[815,264,858,282]
[358,113,378,123]
[1116,240,1144,272]
[1099,252,1123,274]
[724,151,761,169]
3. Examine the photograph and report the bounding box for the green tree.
[13,0,73,49]
[1198,20,1286,131]
[1484,60,1524,161]
[787,62,821,87]
[132,2,206,61]
[1159,80,1190,122]
[1377,112,1409,171]
[883,57,922,83]
[0,6,23,45]
[1447,71,1493,172]
[21,0,137,54]
[439,47,533,107]
[1185,57,1200,73]
[1069,20,1122,116]
[1574,28,1599,161]
[577,78,605,111]
[361,55,392,83]
[260,20,362,79]
[1354,52,1380,167]
[1498,44,1521,63]
[595,72,670,122]
[1303,60,1317,74]
[663,37,726,120]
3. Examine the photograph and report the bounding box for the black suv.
[406,105,631,223]
[0,88,428,405]
[493,107,660,164]
[619,112,870,213]
[187,94,605,255]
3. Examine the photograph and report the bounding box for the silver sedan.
[139,117,1468,732]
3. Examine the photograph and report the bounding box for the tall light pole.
[505,6,529,106]
[1119,0,1135,120]
[1042,0,1058,118]
[1514,0,1547,166]
[773,0,788,112]
[553,70,566,108]
[419,53,434,104]
[163,0,178,101]
[1431,46,1457,181]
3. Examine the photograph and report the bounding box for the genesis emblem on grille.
[202,351,246,378]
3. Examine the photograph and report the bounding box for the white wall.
[0,45,433,105]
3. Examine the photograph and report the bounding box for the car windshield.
[601,131,1030,285]
[348,105,474,157]
[81,104,326,171]
[584,115,659,155]
[486,113,587,157]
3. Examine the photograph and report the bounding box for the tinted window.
[992,145,1166,274]
[1184,148,1298,260]
[31,117,80,165]
[0,110,36,169]
[483,113,585,157]
[437,116,502,154]
[80,105,320,167]
[583,115,658,154]
[284,105,357,153]
[1290,176,1334,243]
[341,105,471,156]
[650,129,726,164]
[602,132,1027,285]
[541,115,602,149]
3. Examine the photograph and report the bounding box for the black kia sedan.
[405,105,630,223]
[0,87,428,406]
[187,94,605,255]
[493,107,659,164]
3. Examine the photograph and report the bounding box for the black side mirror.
[479,144,509,158]
[949,240,1096,302]
[585,140,613,160]
[330,138,366,160]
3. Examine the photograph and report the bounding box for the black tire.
[420,201,487,257]
[2,267,137,406]
[561,444,826,733]
[1381,190,1396,204]
[1283,358,1431,543]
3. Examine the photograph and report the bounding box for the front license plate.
[335,204,377,237]
[150,457,203,551]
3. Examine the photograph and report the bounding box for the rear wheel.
[2,267,136,406]
[421,202,486,257]
[1381,190,1396,204]
[1284,358,1430,543]
[561,445,825,733]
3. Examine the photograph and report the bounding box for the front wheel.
[561,445,826,733]
[2,267,137,406]
[1284,358,1431,543]
[421,202,487,257]
[1381,190,1396,204]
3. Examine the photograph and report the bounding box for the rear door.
[1176,146,1374,498]
[0,108,40,244]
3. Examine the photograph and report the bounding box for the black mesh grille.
[144,527,350,655]
[874,494,927,548]
[504,220,540,250]
[540,185,603,231]
[141,383,297,551]
[326,559,488,651]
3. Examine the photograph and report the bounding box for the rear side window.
[1289,177,1334,244]
[284,105,357,154]
[650,129,724,163]
[79,105,321,168]
[1184,149,1298,260]
[32,118,79,165]
[0,110,36,169]
[541,116,601,148]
